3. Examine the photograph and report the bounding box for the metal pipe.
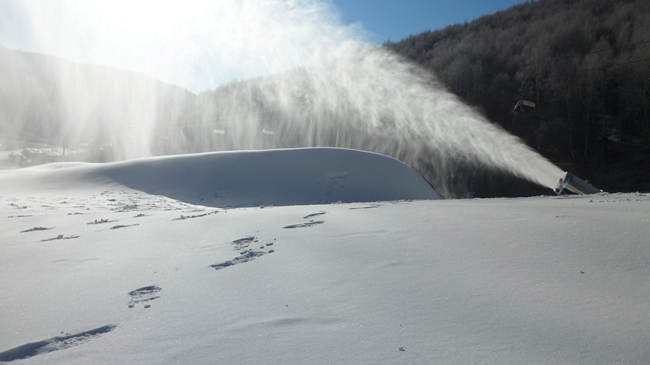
[554,172,601,195]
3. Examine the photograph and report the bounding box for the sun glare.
[8,0,363,92]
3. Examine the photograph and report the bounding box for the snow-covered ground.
[1,148,649,364]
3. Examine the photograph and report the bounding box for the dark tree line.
[386,0,650,193]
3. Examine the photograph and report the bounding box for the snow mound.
[0,148,439,207]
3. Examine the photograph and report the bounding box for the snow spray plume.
[1,0,564,195]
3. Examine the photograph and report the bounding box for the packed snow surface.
[0,148,440,207]
[1,148,649,364]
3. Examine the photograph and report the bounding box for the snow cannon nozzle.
[554,172,601,195]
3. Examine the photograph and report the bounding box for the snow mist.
[1,0,564,195]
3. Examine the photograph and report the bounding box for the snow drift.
[0,148,440,207]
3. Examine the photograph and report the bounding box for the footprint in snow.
[110,224,139,230]
[87,218,116,225]
[41,234,80,242]
[210,250,267,270]
[112,204,138,212]
[232,236,256,248]
[349,204,381,210]
[128,285,161,308]
[284,212,327,229]
[210,237,275,271]
[21,226,53,233]
[283,221,324,229]
[0,325,116,362]
[303,211,326,219]
[172,210,219,221]
[8,202,28,209]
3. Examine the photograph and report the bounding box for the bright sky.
[0,0,529,91]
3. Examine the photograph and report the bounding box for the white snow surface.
[0,148,440,207]
[1,148,650,364]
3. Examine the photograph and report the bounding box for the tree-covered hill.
[386,0,650,192]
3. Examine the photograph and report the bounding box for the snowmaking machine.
[554,172,601,195]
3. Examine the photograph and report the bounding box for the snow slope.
[1,149,650,364]
[0,148,439,207]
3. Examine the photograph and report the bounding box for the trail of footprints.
[0,196,223,361]
[11,196,346,246]
[29,203,373,243]
[18,205,221,243]
[209,211,328,271]
[8,191,221,242]
[2,205,335,360]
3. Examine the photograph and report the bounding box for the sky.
[331,0,530,44]
[0,0,530,92]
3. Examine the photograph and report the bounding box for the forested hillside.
[386,0,650,192]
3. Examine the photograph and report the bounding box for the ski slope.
[1,148,649,364]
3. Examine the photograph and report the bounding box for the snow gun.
[554,172,600,195]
